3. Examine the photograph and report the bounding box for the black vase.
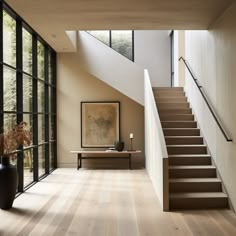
[114,141,124,152]
[0,156,18,210]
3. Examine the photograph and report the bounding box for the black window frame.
[87,30,134,62]
[0,0,57,193]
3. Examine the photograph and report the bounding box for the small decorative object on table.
[114,141,124,152]
[128,133,135,151]
[0,121,31,210]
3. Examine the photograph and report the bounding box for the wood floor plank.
[0,169,236,236]
[36,170,90,236]
[209,210,236,236]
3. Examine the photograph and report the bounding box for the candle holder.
[129,137,133,151]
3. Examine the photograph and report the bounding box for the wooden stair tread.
[158,109,192,113]
[170,192,227,199]
[169,165,216,169]
[155,97,187,102]
[167,145,207,147]
[164,128,199,130]
[162,121,196,123]
[153,87,183,91]
[153,87,228,209]
[169,154,211,157]
[160,114,193,116]
[165,136,203,138]
[169,178,221,183]
[156,102,189,104]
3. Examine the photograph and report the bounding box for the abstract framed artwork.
[81,101,120,148]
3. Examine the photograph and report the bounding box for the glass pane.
[111,30,133,60]
[49,142,54,170]
[24,149,33,186]
[23,28,32,74]
[48,86,55,114]
[23,114,33,146]
[3,113,17,165]
[3,66,16,111]
[4,113,16,132]
[48,51,53,84]
[49,115,55,141]
[38,81,44,113]
[37,41,45,80]
[87,30,110,45]
[38,114,45,144]
[38,145,45,177]
[23,75,33,112]
[3,10,16,67]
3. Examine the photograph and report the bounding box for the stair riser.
[169,169,216,178]
[155,98,187,103]
[154,92,185,97]
[169,157,211,165]
[157,103,189,109]
[169,182,222,193]
[157,88,228,210]
[170,198,228,210]
[167,146,207,154]
[165,137,203,145]
[153,87,183,92]
[159,109,192,114]
[164,129,200,136]
[160,115,194,121]
[162,122,197,128]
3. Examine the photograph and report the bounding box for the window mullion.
[16,18,23,192]
[52,52,57,168]
[44,46,49,174]
[32,33,38,181]
[0,2,3,135]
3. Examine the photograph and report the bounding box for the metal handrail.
[179,56,232,142]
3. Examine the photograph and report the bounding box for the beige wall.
[185,1,236,209]
[57,53,144,169]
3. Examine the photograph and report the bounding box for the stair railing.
[179,56,232,142]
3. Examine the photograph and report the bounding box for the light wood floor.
[0,168,236,236]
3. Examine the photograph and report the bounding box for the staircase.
[153,87,229,210]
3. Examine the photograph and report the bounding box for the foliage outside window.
[0,4,57,192]
[111,31,133,61]
[87,30,134,61]
[87,30,110,46]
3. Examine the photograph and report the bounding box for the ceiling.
[5,0,234,52]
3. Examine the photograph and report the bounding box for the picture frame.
[81,101,120,148]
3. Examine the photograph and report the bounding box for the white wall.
[77,31,144,105]
[134,31,171,87]
[185,1,236,209]
[144,70,169,211]
[173,31,185,87]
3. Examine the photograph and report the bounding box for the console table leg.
[129,154,132,169]
[77,154,82,170]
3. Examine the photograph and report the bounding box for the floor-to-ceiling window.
[87,30,134,61]
[0,1,57,192]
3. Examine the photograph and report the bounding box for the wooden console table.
[70,150,141,170]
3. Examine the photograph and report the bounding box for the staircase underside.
[153,87,228,210]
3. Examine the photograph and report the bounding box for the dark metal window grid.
[87,30,134,62]
[0,1,57,193]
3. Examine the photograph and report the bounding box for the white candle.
[130,133,133,139]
